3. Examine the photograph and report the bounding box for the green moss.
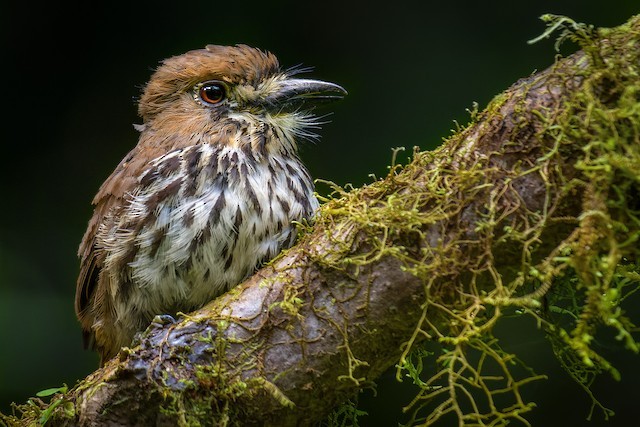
[154,321,253,426]
[0,386,74,427]
[320,399,368,427]
[314,14,640,426]
[269,283,305,320]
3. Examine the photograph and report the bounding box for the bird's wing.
[74,145,145,347]
[74,135,196,347]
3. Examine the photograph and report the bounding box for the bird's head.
[137,44,346,153]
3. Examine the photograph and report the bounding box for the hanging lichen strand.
[316,15,640,426]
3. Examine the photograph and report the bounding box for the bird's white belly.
[103,143,318,322]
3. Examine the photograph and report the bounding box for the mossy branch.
[3,14,640,427]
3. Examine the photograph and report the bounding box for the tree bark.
[4,14,640,427]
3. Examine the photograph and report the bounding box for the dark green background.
[2,1,638,425]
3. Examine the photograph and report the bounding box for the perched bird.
[75,44,346,365]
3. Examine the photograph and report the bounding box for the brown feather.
[75,44,343,364]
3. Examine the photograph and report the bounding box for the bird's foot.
[151,314,177,326]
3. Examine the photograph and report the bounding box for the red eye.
[198,81,226,104]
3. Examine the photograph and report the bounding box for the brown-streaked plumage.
[75,44,346,365]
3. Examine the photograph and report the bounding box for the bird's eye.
[197,81,226,105]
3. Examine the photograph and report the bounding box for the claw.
[151,314,177,326]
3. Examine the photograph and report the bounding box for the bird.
[74,44,346,365]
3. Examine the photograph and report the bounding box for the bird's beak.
[264,78,347,112]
